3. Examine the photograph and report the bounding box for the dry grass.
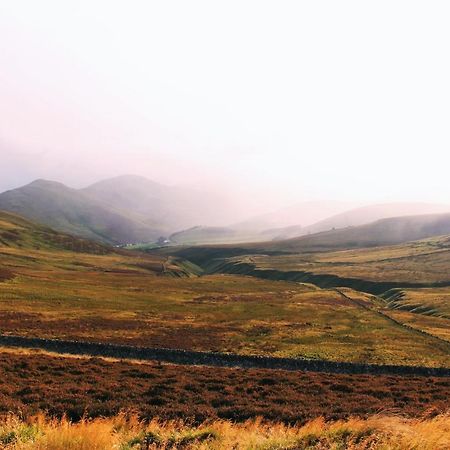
[0,413,448,449]
[241,235,450,284]
[1,245,449,365]
[1,213,449,366]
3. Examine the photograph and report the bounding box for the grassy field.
[215,236,450,284]
[0,211,449,448]
[165,236,450,356]
[1,412,449,449]
[1,249,450,365]
[0,211,449,367]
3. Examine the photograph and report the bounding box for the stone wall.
[1,334,448,377]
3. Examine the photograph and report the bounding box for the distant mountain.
[171,201,417,245]
[256,212,450,253]
[0,176,244,245]
[4,177,450,248]
[83,175,239,231]
[169,213,450,266]
[301,203,450,236]
[233,201,357,232]
[257,202,450,241]
[0,179,164,245]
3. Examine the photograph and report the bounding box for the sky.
[1,1,449,213]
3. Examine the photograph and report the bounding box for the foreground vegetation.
[0,413,449,449]
[1,349,448,423]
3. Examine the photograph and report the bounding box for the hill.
[169,213,450,267]
[249,202,450,241]
[300,202,450,236]
[164,202,448,245]
[83,175,240,232]
[168,226,272,245]
[252,212,450,253]
[170,226,244,245]
[233,200,356,231]
[0,176,247,245]
[0,179,164,245]
[0,209,110,253]
[1,212,449,367]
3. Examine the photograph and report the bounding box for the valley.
[0,205,449,447]
[0,210,449,367]
[3,4,450,446]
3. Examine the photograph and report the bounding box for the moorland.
[0,210,449,367]
[0,196,449,448]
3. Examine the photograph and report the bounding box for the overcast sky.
[1,1,449,210]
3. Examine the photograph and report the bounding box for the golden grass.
[1,242,450,366]
[0,413,449,449]
[248,236,450,284]
[1,217,449,366]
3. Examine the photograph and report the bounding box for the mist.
[1,1,450,216]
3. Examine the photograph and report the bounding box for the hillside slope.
[301,202,450,236]
[0,179,164,245]
[0,209,110,253]
[253,212,450,253]
[83,175,240,231]
[233,200,356,231]
[166,213,450,273]
[0,176,246,245]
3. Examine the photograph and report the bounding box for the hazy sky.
[1,1,449,210]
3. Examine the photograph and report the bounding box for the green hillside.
[0,209,110,253]
[0,176,248,246]
[0,179,165,245]
[169,226,265,245]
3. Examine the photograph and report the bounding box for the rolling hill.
[166,202,450,245]
[167,212,450,271]
[0,176,246,245]
[0,209,110,253]
[1,211,449,368]
[250,202,450,241]
[83,175,240,231]
[168,226,276,245]
[233,200,357,231]
[0,179,164,245]
[259,212,450,253]
[300,202,450,236]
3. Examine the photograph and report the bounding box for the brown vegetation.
[0,350,448,424]
[0,268,13,282]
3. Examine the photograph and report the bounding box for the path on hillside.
[0,334,449,377]
[335,289,450,353]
